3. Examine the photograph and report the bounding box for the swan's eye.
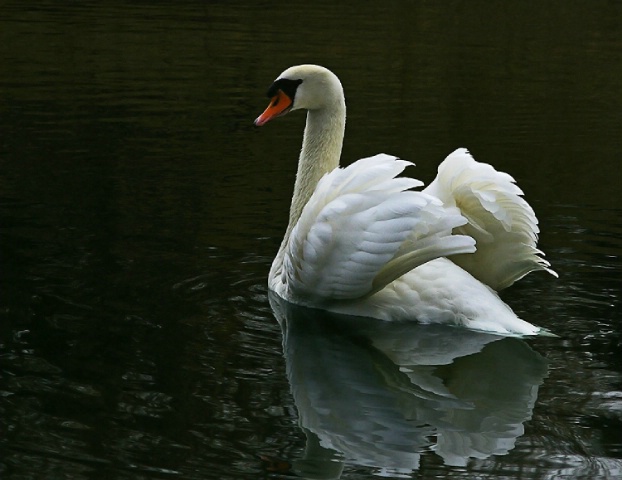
[266,78,302,100]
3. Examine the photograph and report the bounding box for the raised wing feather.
[424,148,557,290]
[282,154,476,301]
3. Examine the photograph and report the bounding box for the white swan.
[255,64,557,336]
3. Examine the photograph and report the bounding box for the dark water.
[1,1,621,479]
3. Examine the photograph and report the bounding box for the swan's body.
[256,65,556,336]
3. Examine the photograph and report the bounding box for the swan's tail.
[424,148,558,290]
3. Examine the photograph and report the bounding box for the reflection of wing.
[270,294,548,476]
[274,297,431,473]
[435,339,548,466]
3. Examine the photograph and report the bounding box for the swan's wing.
[281,154,476,301]
[424,148,557,290]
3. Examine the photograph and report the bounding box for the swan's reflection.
[269,293,548,478]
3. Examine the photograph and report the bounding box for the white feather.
[281,154,475,301]
[424,148,558,290]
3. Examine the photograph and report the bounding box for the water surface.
[1,1,621,479]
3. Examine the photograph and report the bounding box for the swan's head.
[254,64,344,127]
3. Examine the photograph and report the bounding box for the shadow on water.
[268,293,548,478]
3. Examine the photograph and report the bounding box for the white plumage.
[256,64,557,336]
[281,154,475,302]
[424,148,556,290]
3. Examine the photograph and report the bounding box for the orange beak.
[254,90,293,126]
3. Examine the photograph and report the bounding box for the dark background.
[1,1,621,478]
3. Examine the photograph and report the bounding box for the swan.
[255,64,557,336]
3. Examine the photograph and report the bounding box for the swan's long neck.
[288,105,346,229]
[270,95,346,288]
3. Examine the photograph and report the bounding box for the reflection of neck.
[293,429,344,480]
